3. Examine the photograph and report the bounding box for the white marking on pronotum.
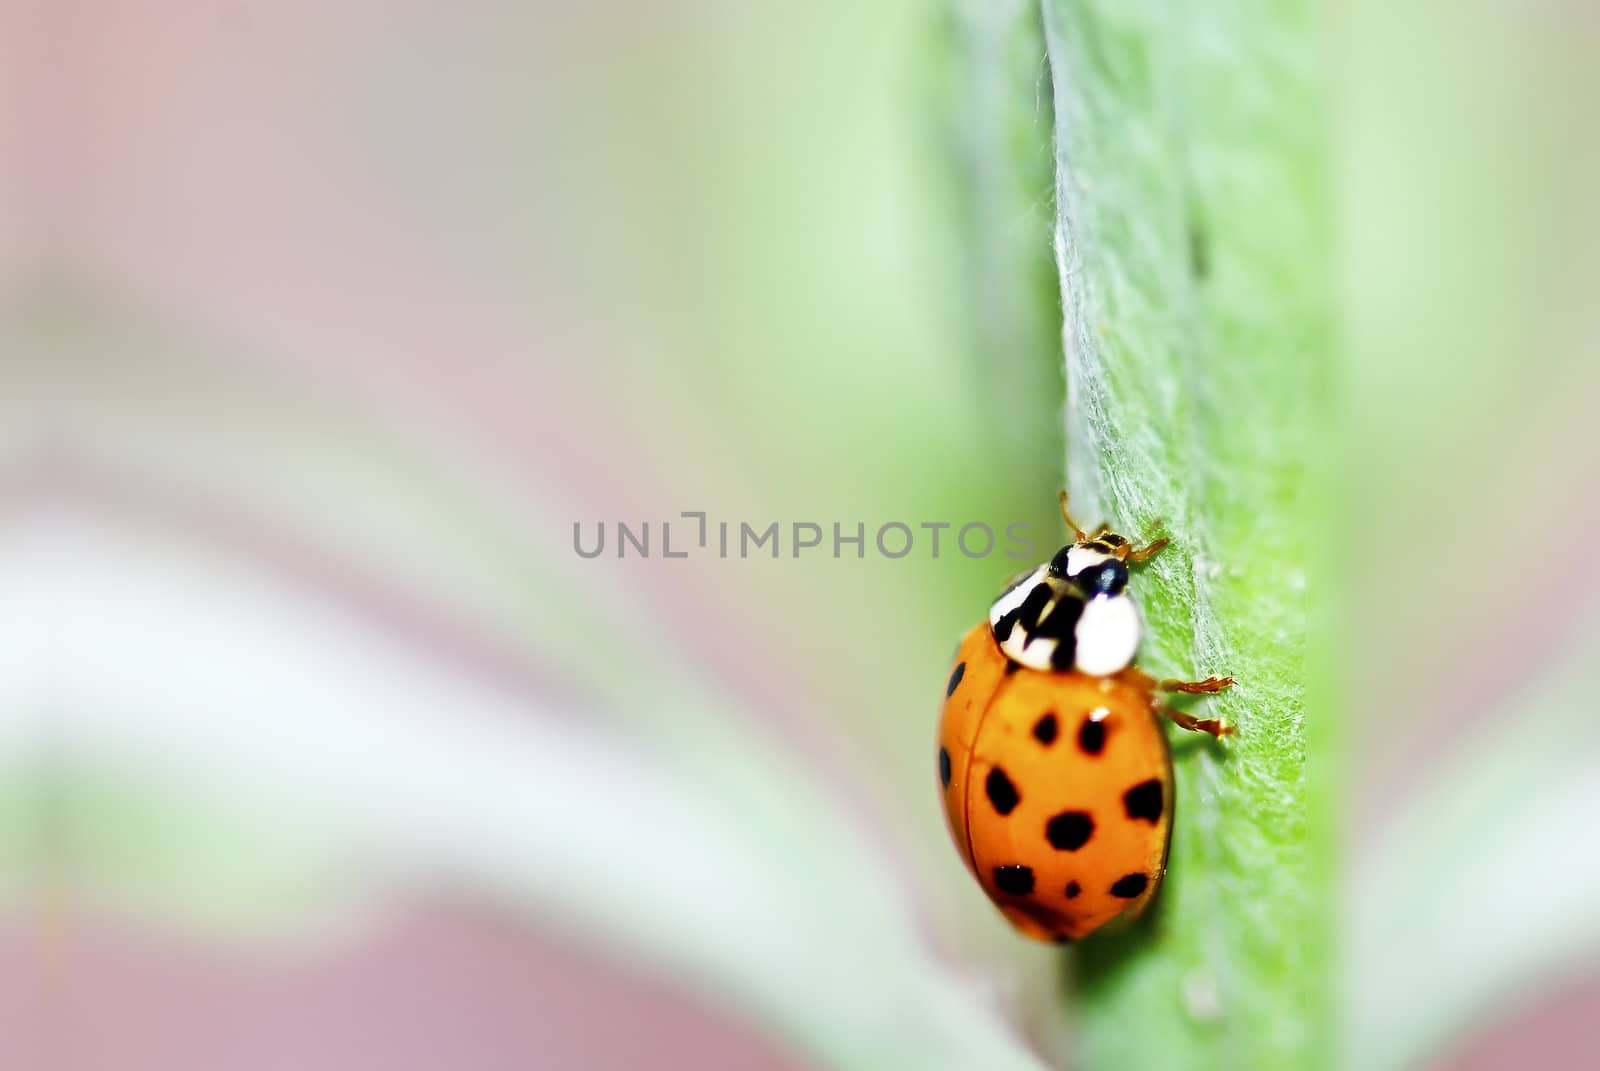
[1074,595,1140,676]
[988,560,1141,676]
[1062,544,1114,578]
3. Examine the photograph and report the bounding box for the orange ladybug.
[937,492,1234,943]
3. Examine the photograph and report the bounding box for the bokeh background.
[2,2,1597,1069]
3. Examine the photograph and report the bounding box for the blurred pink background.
[5,2,1600,1070]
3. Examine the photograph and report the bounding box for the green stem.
[1040,1,1333,1068]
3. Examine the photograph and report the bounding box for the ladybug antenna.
[1057,489,1087,543]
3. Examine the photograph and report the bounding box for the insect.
[937,491,1234,943]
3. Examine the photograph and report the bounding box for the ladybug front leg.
[1125,532,1170,563]
[1118,514,1171,562]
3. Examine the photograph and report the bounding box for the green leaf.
[1037,1,1334,1068]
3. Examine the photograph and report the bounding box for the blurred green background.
[1,1,1597,1069]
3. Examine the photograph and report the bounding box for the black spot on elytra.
[1065,881,1081,899]
[1032,713,1058,746]
[985,767,1020,815]
[993,865,1035,896]
[1123,778,1164,823]
[946,661,966,697]
[938,747,951,787]
[1045,811,1094,851]
[1004,659,1022,675]
[1110,872,1149,899]
[1078,717,1107,756]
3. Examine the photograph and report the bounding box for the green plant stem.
[1040,1,1332,1068]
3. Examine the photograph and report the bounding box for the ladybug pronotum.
[937,491,1234,943]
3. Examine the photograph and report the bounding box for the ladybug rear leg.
[1118,667,1236,737]
[1157,702,1234,738]
[1158,676,1235,736]
[1160,675,1235,694]
[1119,666,1235,695]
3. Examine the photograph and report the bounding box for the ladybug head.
[1052,493,1168,585]
[1046,538,1131,597]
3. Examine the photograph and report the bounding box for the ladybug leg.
[1119,667,1235,737]
[1157,702,1234,738]
[1125,531,1169,562]
[1058,489,1088,542]
[1160,676,1235,695]
[1118,666,1236,695]
[1117,665,1161,693]
[1126,537,1170,562]
[1123,517,1170,562]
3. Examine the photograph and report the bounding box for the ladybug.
[937,491,1234,943]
